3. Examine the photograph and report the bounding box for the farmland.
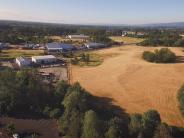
[72,45,184,127]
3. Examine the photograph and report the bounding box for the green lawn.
[0,49,44,60]
[71,53,103,67]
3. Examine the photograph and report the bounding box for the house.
[46,42,76,53]
[16,57,31,67]
[85,42,106,49]
[32,55,57,64]
[67,34,89,40]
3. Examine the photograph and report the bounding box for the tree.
[54,81,69,106]
[105,126,118,138]
[6,122,16,136]
[49,108,62,119]
[86,54,90,64]
[105,117,125,138]
[154,123,173,138]
[142,110,161,138]
[82,110,101,138]
[129,113,143,136]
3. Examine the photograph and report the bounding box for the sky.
[0,0,184,25]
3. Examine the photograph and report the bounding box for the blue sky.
[0,0,184,25]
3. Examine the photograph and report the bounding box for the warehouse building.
[32,55,57,64]
[67,34,89,40]
[46,42,76,53]
[85,42,106,49]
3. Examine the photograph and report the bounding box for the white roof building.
[68,34,89,40]
[85,42,106,49]
[16,57,31,67]
[32,55,57,64]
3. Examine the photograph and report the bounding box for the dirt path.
[73,46,184,127]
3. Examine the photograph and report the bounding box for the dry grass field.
[72,45,184,127]
[110,36,145,44]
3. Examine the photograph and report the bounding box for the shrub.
[143,48,176,63]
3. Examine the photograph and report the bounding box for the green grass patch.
[0,49,44,60]
[71,52,103,67]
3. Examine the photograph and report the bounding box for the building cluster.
[122,31,147,37]
[15,55,59,68]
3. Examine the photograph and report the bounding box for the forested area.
[138,31,184,47]
[0,21,122,45]
[0,69,184,138]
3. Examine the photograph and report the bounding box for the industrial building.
[85,42,106,49]
[32,55,57,64]
[46,42,76,53]
[67,34,89,40]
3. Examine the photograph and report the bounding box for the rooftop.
[46,43,75,50]
[86,42,105,46]
[16,57,29,62]
[32,55,56,60]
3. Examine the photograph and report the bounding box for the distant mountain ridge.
[0,19,184,28]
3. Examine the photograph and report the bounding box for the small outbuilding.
[85,42,106,49]
[32,55,57,64]
[16,57,31,67]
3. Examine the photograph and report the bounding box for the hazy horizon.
[0,0,184,25]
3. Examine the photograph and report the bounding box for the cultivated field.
[72,45,184,127]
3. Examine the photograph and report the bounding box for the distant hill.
[0,19,184,29]
[139,22,184,28]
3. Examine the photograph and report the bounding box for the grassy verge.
[0,49,44,60]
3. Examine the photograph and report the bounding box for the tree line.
[138,31,184,47]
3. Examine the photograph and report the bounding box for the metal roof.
[68,35,89,38]
[32,55,56,60]
[86,42,105,47]
[16,57,30,62]
[46,43,75,50]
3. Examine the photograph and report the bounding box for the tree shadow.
[90,96,129,122]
